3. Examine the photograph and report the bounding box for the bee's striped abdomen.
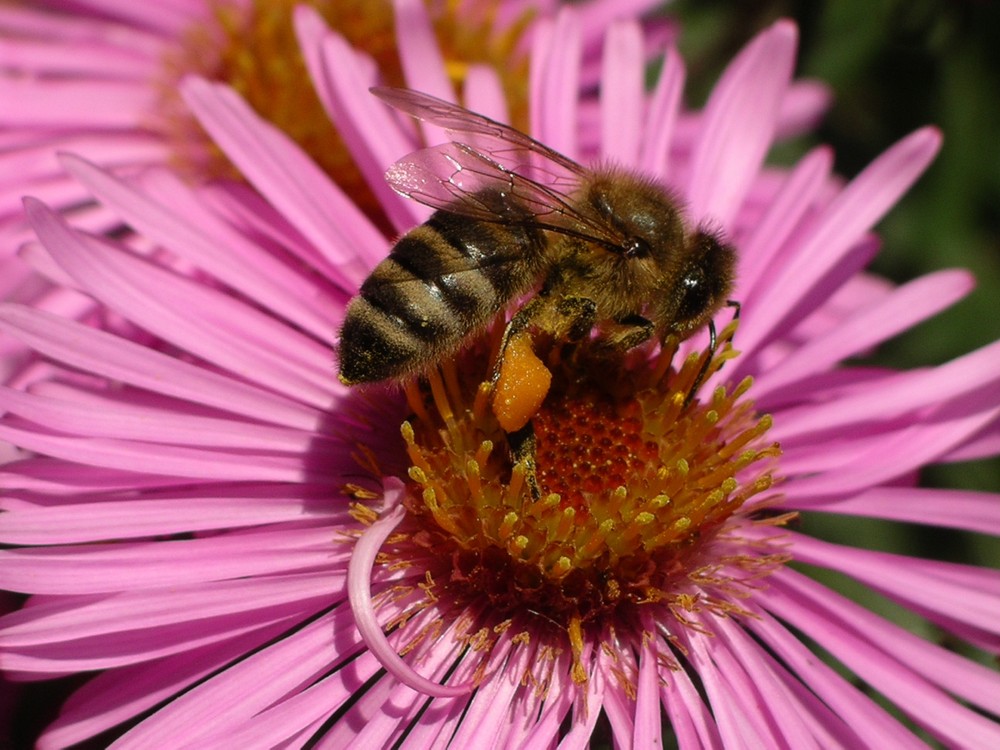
[338,206,546,385]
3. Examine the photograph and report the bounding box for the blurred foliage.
[671,0,1000,507]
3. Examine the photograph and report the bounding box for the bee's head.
[667,230,736,335]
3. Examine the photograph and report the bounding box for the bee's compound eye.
[676,266,710,321]
[623,236,651,258]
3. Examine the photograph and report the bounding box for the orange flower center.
[357,326,785,683]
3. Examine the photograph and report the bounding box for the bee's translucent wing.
[374,87,625,247]
[372,86,585,180]
[386,142,573,221]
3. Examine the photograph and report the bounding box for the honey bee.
[338,87,736,403]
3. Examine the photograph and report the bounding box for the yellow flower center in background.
[157,0,532,220]
[383,327,783,682]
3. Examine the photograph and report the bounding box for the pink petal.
[735,145,834,298]
[682,629,771,747]
[768,569,1000,748]
[109,608,368,748]
[600,21,644,167]
[715,617,870,747]
[632,637,660,748]
[555,646,606,749]
[755,269,975,397]
[639,45,685,181]
[0,575,333,649]
[308,610,474,750]
[0,421,343,482]
[384,686,468,748]
[0,134,165,189]
[433,644,528,748]
[54,0,196,36]
[0,36,161,79]
[460,64,509,123]
[660,661,723,749]
[943,420,1000,462]
[4,605,301,675]
[602,669,635,743]
[686,20,797,230]
[0,458,209,494]
[785,486,1000,536]
[774,80,833,139]
[192,180,356,301]
[773,338,1000,442]
[393,0,452,102]
[0,5,140,40]
[779,405,999,499]
[0,485,346,545]
[573,0,665,43]
[0,305,322,430]
[347,481,472,698]
[739,127,943,354]
[0,526,344,594]
[212,662,385,749]
[179,78,382,286]
[745,612,925,748]
[181,77,384,289]
[790,533,1000,637]
[294,6,423,232]
[24,198,341,409]
[0,383,328,453]
[60,156,345,342]
[0,80,152,128]
[529,9,582,160]
[39,623,296,750]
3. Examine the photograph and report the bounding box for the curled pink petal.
[347,482,474,698]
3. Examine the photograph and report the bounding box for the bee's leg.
[683,319,717,409]
[683,300,740,408]
[506,421,541,499]
[554,296,598,342]
[598,314,655,352]
[490,295,597,385]
[488,302,543,499]
[726,299,742,323]
[492,296,598,501]
[490,296,545,386]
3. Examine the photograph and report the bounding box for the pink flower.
[2,9,997,749]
